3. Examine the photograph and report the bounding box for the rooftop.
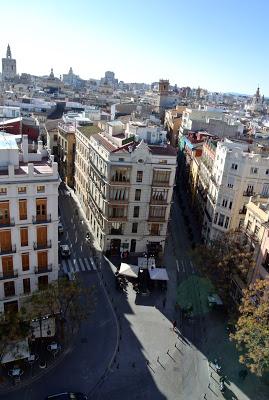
[0,133,18,150]
[77,125,102,139]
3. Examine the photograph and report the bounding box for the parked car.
[46,393,87,400]
[59,244,71,258]
[58,222,64,234]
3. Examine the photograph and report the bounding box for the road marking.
[78,258,85,271]
[90,256,97,270]
[73,259,80,272]
[176,259,179,273]
[84,258,91,271]
[67,259,73,273]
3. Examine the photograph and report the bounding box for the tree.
[231,279,269,376]
[25,278,96,340]
[192,230,255,304]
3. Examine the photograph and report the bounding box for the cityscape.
[0,1,269,400]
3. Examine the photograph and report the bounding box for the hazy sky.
[1,0,268,94]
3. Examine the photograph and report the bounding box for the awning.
[1,339,30,364]
[31,316,56,338]
[119,263,139,278]
[149,268,169,281]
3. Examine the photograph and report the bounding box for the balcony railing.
[0,245,16,255]
[33,240,52,250]
[0,269,18,280]
[34,264,53,274]
[0,217,15,228]
[4,291,16,298]
[32,214,51,224]
[150,198,168,205]
[152,180,170,187]
[148,215,166,222]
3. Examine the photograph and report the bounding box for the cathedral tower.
[2,44,17,81]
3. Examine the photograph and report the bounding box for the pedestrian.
[172,319,177,331]
[162,297,166,309]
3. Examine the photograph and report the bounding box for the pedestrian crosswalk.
[61,257,97,274]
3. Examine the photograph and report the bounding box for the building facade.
[202,139,269,242]
[0,134,59,314]
[57,120,76,187]
[74,127,177,255]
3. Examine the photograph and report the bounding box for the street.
[2,188,269,400]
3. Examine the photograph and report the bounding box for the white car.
[59,244,71,258]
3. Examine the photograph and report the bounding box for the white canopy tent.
[119,263,139,278]
[149,268,169,281]
[1,339,30,364]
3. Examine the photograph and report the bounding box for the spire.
[49,68,54,79]
[6,44,11,59]
[69,67,73,75]
[255,85,260,99]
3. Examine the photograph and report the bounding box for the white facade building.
[74,126,177,255]
[0,133,59,314]
[203,139,269,242]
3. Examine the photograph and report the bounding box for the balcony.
[0,245,16,255]
[150,198,168,205]
[33,240,52,250]
[152,180,170,187]
[0,269,18,280]
[108,199,129,205]
[0,217,15,228]
[107,216,128,222]
[34,264,53,274]
[148,216,166,222]
[109,179,131,186]
[32,214,51,224]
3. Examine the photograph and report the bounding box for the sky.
[1,0,269,94]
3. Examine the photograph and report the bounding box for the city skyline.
[1,0,269,95]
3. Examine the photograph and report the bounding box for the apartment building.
[203,139,269,242]
[57,119,76,187]
[0,133,59,314]
[74,125,177,255]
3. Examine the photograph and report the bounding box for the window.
[222,199,228,208]
[19,199,27,220]
[149,206,166,219]
[37,251,48,269]
[159,160,167,164]
[38,275,48,290]
[229,201,233,210]
[135,189,141,201]
[151,189,168,202]
[254,225,260,237]
[21,253,30,271]
[266,169,269,175]
[20,228,28,247]
[0,230,12,251]
[152,170,171,185]
[218,214,225,227]
[0,201,10,224]
[111,168,130,183]
[109,207,127,218]
[214,212,218,224]
[118,158,124,162]
[23,278,31,294]
[0,188,7,195]
[4,281,15,298]
[2,256,14,277]
[132,223,138,233]
[133,206,140,218]
[262,183,269,197]
[37,185,45,193]
[18,187,26,194]
[36,199,47,221]
[231,163,238,170]
[245,185,254,195]
[250,167,258,174]
[246,220,252,231]
[136,171,143,183]
[110,222,124,235]
[150,224,160,235]
[224,216,230,229]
